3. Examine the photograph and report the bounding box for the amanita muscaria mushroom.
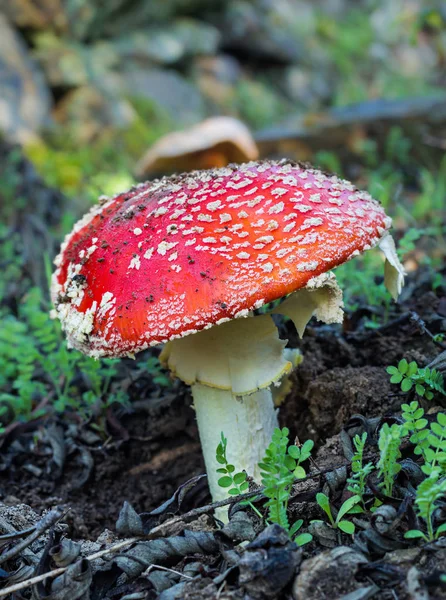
[51,160,405,503]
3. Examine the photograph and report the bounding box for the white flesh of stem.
[192,383,278,504]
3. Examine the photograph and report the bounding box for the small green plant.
[405,473,446,542]
[216,430,313,545]
[346,432,374,508]
[402,402,446,476]
[377,423,403,497]
[0,287,130,428]
[140,357,172,388]
[216,433,251,496]
[387,359,446,399]
[313,493,361,535]
[216,433,264,520]
[396,228,425,260]
[401,401,430,462]
[259,428,313,545]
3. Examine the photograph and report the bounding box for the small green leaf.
[437,412,446,426]
[387,366,399,375]
[284,455,296,470]
[407,361,418,377]
[428,434,442,448]
[301,439,314,454]
[337,495,361,521]
[288,445,299,459]
[390,374,403,384]
[289,519,303,536]
[294,465,306,479]
[415,384,425,396]
[404,530,426,539]
[316,493,331,517]
[233,472,246,485]
[218,476,233,488]
[401,378,413,392]
[398,359,409,374]
[295,533,313,546]
[338,520,355,535]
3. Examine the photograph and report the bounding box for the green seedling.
[216,433,262,519]
[259,427,314,545]
[313,493,361,535]
[402,402,446,476]
[405,473,446,542]
[0,286,142,428]
[377,423,403,497]
[288,519,313,547]
[217,428,313,545]
[346,432,374,508]
[387,359,446,399]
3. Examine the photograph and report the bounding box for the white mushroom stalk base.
[192,384,278,504]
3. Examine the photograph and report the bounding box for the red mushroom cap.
[52,160,392,357]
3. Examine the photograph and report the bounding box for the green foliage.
[258,427,313,544]
[216,429,314,545]
[405,473,446,542]
[346,432,374,507]
[396,229,425,260]
[401,400,430,463]
[215,432,264,521]
[313,493,361,535]
[413,156,446,226]
[377,423,403,497]
[335,250,391,313]
[0,287,130,428]
[232,79,288,130]
[216,433,250,496]
[142,357,172,388]
[387,359,446,400]
[402,402,446,477]
[0,226,26,303]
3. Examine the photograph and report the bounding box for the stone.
[112,19,221,66]
[119,68,205,125]
[293,546,368,600]
[0,15,52,143]
[53,86,135,143]
[217,0,315,63]
[193,54,241,107]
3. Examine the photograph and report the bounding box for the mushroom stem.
[192,383,278,503]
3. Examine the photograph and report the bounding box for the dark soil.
[1,268,444,543]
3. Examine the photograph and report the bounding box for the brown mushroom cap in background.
[135,116,259,177]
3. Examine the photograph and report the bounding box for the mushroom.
[51,160,405,504]
[135,116,259,178]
